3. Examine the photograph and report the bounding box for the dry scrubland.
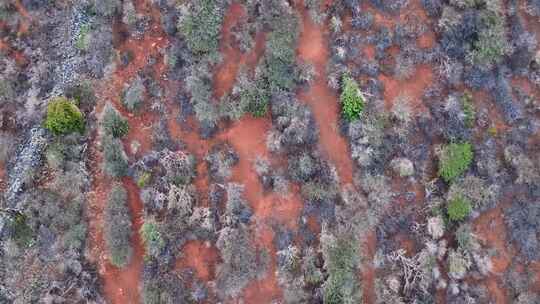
[1,0,540,303]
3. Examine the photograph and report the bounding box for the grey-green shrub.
[104,184,133,268]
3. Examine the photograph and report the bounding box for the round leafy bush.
[438,142,473,183]
[447,195,472,221]
[340,75,364,121]
[44,97,85,135]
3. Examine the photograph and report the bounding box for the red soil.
[361,231,377,304]
[175,240,220,281]
[13,0,31,35]
[417,31,435,49]
[473,206,512,303]
[296,1,355,185]
[213,2,266,99]
[0,36,28,67]
[364,44,376,60]
[224,117,303,228]
[472,90,509,134]
[379,64,433,112]
[241,225,282,303]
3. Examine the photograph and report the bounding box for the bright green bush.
[438,142,473,183]
[447,195,472,221]
[340,75,364,121]
[44,97,85,135]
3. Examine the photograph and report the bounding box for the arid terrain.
[1,0,540,303]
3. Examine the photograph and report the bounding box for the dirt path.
[473,206,513,303]
[295,2,376,303]
[86,1,169,303]
[214,2,266,100]
[295,1,354,186]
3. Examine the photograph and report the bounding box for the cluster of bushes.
[101,103,129,178]
[321,231,362,303]
[215,226,265,298]
[177,0,226,57]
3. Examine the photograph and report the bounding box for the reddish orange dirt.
[175,240,220,281]
[296,1,354,185]
[213,2,266,99]
[361,231,377,304]
[13,0,32,35]
[224,117,303,228]
[241,225,281,303]
[473,206,512,303]
[379,65,433,112]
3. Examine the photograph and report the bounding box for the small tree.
[44,97,85,135]
[438,142,473,183]
[340,74,364,121]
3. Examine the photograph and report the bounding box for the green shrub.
[44,97,85,135]
[102,104,129,138]
[438,142,473,183]
[122,76,145,112]
[322,235,360,304]
[340,75,364,121]
[140,222,165,258]
[461,92,475,128]
[104,184,133,268]
[447,195,472,221]
[102,135,128,178]
[137,171,151,188]
[469,9,510,70]
[178,0,224,55]
[75,23,91,51]
[8,213,34,248]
